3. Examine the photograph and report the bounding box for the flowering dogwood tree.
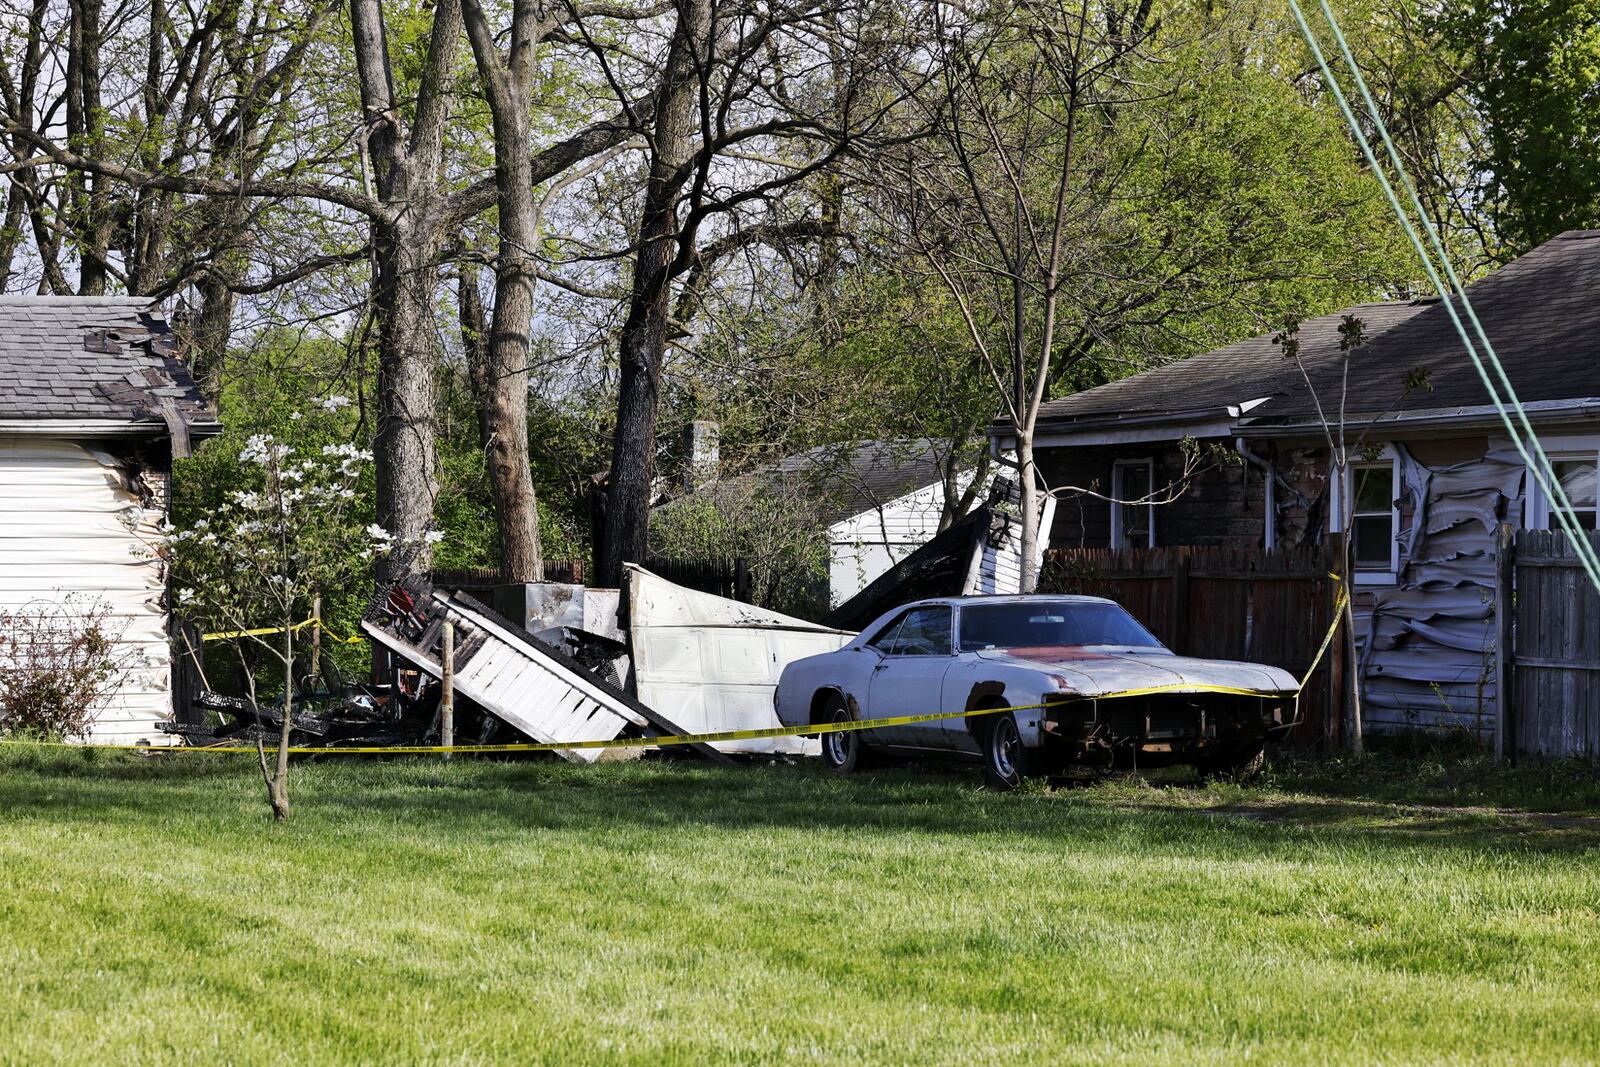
[166,400,397,819]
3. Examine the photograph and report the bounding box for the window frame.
[1329,448,1402,585]
[1524,438,1600,533]
[866,610,911,652]
[879,605,953,657]
[1110,457,1156,550]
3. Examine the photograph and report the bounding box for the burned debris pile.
[164,573,731,761]
[361,579,728,763]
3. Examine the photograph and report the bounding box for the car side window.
[867,612,910,652]
[885,606,952,657]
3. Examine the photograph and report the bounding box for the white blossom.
[320,395,352,413]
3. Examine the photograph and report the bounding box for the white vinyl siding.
[0,437,173,743]
[828,470,986,607]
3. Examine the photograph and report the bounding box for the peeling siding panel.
[1359,442,1523,739]
[0,436,171,743]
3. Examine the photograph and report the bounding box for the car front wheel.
[819,695,868,775]
[983,713,1038,790]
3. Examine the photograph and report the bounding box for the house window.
[1528,451,1600,531]
[1111,459,1155,550]
[1330,450,1402,581]
[1350,463,1396,569]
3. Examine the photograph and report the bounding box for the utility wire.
[1311,0,1600,592]
[1286,0,1600,593]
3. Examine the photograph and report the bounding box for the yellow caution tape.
[0,682,1294,756]
[19,581,1343,759]
[1299,585,1349,689]
[202,618,365,644]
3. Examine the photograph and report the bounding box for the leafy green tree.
[1443,0,1600,251]
[168,404,387,820]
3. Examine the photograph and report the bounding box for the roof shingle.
[1249,229,1600,423]
[0,297,212,427]
[1032,299,1433,431]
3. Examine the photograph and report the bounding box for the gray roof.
[1248,229,1600,424]
[760,439,962,528]
[0,296,213,429]
[1030,299,1433,432]
[673,439,965,529]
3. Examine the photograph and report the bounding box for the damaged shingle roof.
[0,296,213,429]
[1029,299,1433,431]
[1249,229,1600,424]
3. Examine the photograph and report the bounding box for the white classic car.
[774,595,1300,788]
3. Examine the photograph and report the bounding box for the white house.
[819,442,993,606]
[0,298,218,744]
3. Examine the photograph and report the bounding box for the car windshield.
[957,601,1164,652]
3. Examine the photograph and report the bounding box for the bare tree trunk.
[372,223,443,579]
[351,0,464,581]
[65,0,114,294]
[188,270,237,403]
[268,623,293,820]
[1018,431,1041,592]
[598,0,712,589]
[461,0,545,583]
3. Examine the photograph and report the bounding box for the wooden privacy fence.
[1501,527,1600,759]
[643,557,753,603]
[1038,543,1344,747]
[430,560,586,595]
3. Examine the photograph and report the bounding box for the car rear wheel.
[819,694,868,775]
[983,713,1038,791]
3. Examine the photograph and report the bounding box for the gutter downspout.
[988,432,1021,472]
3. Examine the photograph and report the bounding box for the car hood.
[971,647,1298,697]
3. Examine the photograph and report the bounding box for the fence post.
[1328,534,1348,751]
[309,595,322,691]
[1170,550,1191,654]
[440,621,455,759]
[1494,524,1515,763]
[734,557,752,603]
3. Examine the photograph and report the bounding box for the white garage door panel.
[627,566,854,755]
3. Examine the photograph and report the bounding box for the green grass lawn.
[1,746,1598,1065]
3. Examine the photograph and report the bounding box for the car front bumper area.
[1039,691,1298,769]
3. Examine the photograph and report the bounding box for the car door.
[865,605,955,750]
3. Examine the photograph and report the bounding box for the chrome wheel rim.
[992,718,1019,779]
[824,715,851,765]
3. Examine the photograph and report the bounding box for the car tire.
[819,694,869,775]
[982,713,1038,791]
[1199,744,1266,783]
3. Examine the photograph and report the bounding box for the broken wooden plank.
[362,584,731,764]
